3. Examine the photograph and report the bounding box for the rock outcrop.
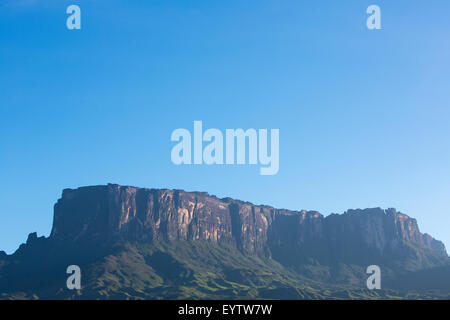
[48,184,448,266]
[1,183,449,299]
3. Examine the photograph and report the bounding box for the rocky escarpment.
[48,184,448,268]
[1,183,449,299]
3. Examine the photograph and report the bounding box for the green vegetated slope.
[2,240,448,300]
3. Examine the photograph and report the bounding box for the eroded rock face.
[50,184,275,253]
[49,184,448,263]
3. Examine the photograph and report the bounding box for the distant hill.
[0,184,448,299]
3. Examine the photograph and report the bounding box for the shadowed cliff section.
[0,183,449,299]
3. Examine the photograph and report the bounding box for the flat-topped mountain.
[0,184,448,299]
[50,184,447,261]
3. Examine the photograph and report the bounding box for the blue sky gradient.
[1,0,450,253]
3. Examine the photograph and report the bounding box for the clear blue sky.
[1,0,449,254]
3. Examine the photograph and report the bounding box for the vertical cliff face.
[51,184,278,254]
[318,208,448,266]
[49,184,448,264]
[330,208,439,251]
